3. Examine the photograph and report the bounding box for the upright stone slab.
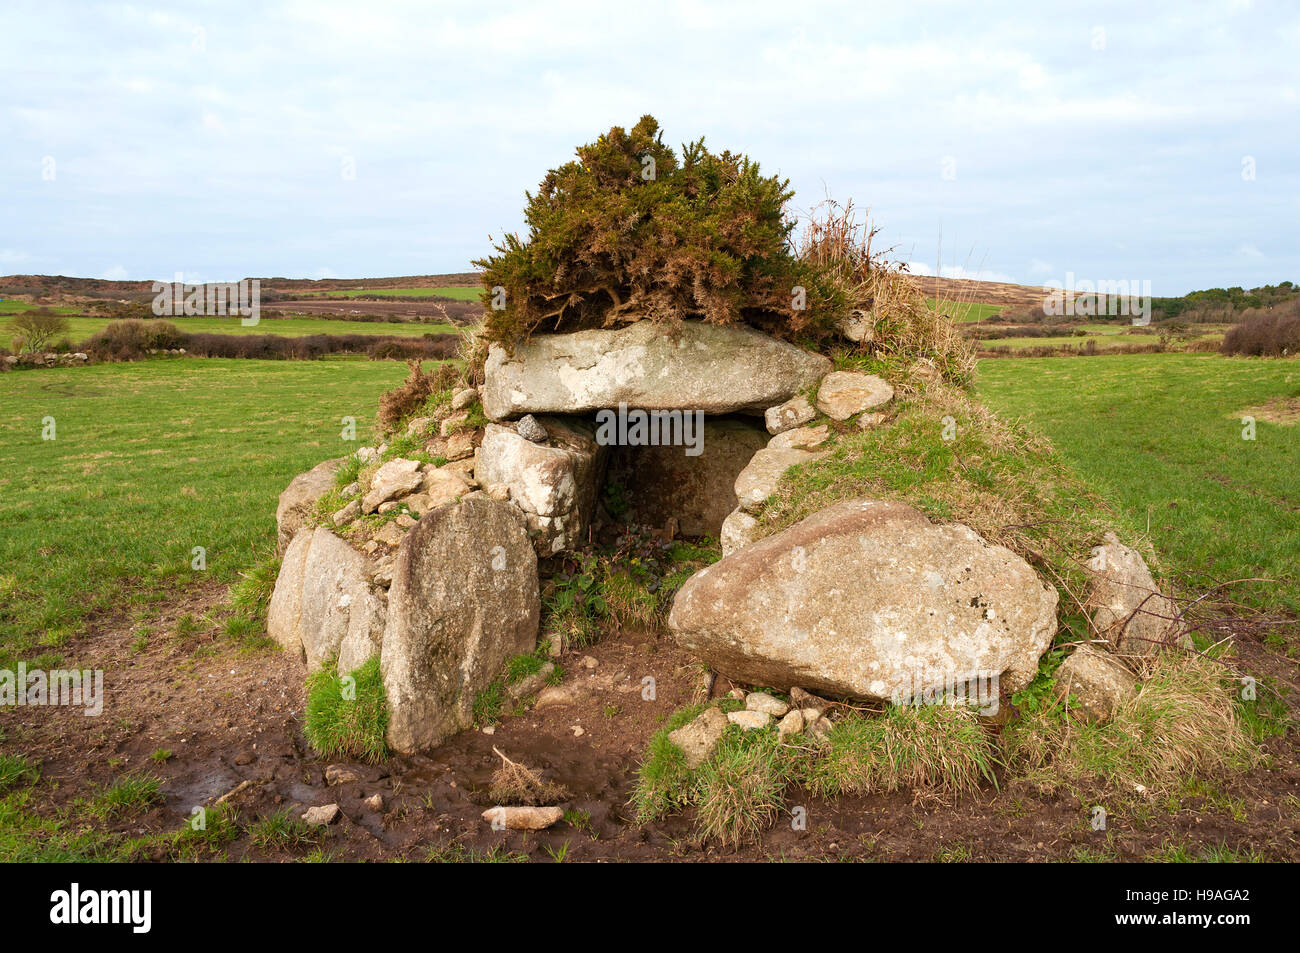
[381,498,540,753]
[275,458,343,552]
[267,527,387,675]
[482,320,831,419]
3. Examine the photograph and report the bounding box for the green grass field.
[49,315,458,341]
[927,298,1004,322]
[308,286,480,301]
[978,354,1300,615]
[976,325,1227,351]
[0,358,410,667]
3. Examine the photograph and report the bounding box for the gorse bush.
[475,115,847,346]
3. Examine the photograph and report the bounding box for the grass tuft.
[304,656,389,762]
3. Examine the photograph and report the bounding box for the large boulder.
[1086,532,1180,656]
[668,499,1059,701]
[381,498,540,754]
[476,417,607,555]
[482,321,832,420]
[275,458,343,551]
[606,417,768,536]
[267,527,387,675]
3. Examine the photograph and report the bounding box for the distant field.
[927,298,1004,322]
[308,286,481,301]
[0,301,81,316]
[0,358,411,667]
[976,326,1227,351]
[38,315,457,342]
[978,353,1300,616]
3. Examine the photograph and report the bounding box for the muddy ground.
[3,582,1297,863]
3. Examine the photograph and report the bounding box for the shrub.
[376,359,459,432]
[84,318,184,360]
[1220,303,1300,356]
[475,115,844,346]
[5,308,70,353]
[303,657,388,762]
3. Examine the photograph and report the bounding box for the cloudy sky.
[2,0,1295,295]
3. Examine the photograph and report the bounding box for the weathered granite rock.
[815,371,894,420]
[734,447,828,512]
[667,706,729,768]
[482,321,832,419]
[381,498,540,754]
[267,528,387,675]
[720,507,764,557]
[764,394,817,435]
[768,424,830,451]
[1086,532,1181,656]
[275,458,342,551]
[669,499,1059,701]
[476,417,607,555]
[362,458,423,514]
[1056,643,1137,722]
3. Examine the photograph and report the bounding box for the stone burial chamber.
[271,317,1121,754]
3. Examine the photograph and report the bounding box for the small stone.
[372,522,406,547]
[776,709,805,740]
[764,394,816,435]
[423,467,472,507]
[1056,643,1138,723]
[790,686,829,714]
[340,482,360,498]
[439,411,470,437]
[302,803,340,826]
[450,387,478,411]
[445,430,475,461]
[406,416,435,437]
[325,764,359,785]
[395,513,417,529]
[745,692,790,717]
[362,458,423,513]
[571,725,585,737]
[856,412,887,430]
[516,414,548,443]
[581,655,598,669]
[363,794,384,812]
[508,662,555,700]
[481,805,564,831]
[727,709,772,730]
[815,371,894,420]
[768,424,830,451]
[668,706,729,768]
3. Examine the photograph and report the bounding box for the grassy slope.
[977,353,1300,615]
[0,358,409,666]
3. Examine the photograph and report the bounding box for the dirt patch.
[3,586,1297,862]
[1238,395,1300,425]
